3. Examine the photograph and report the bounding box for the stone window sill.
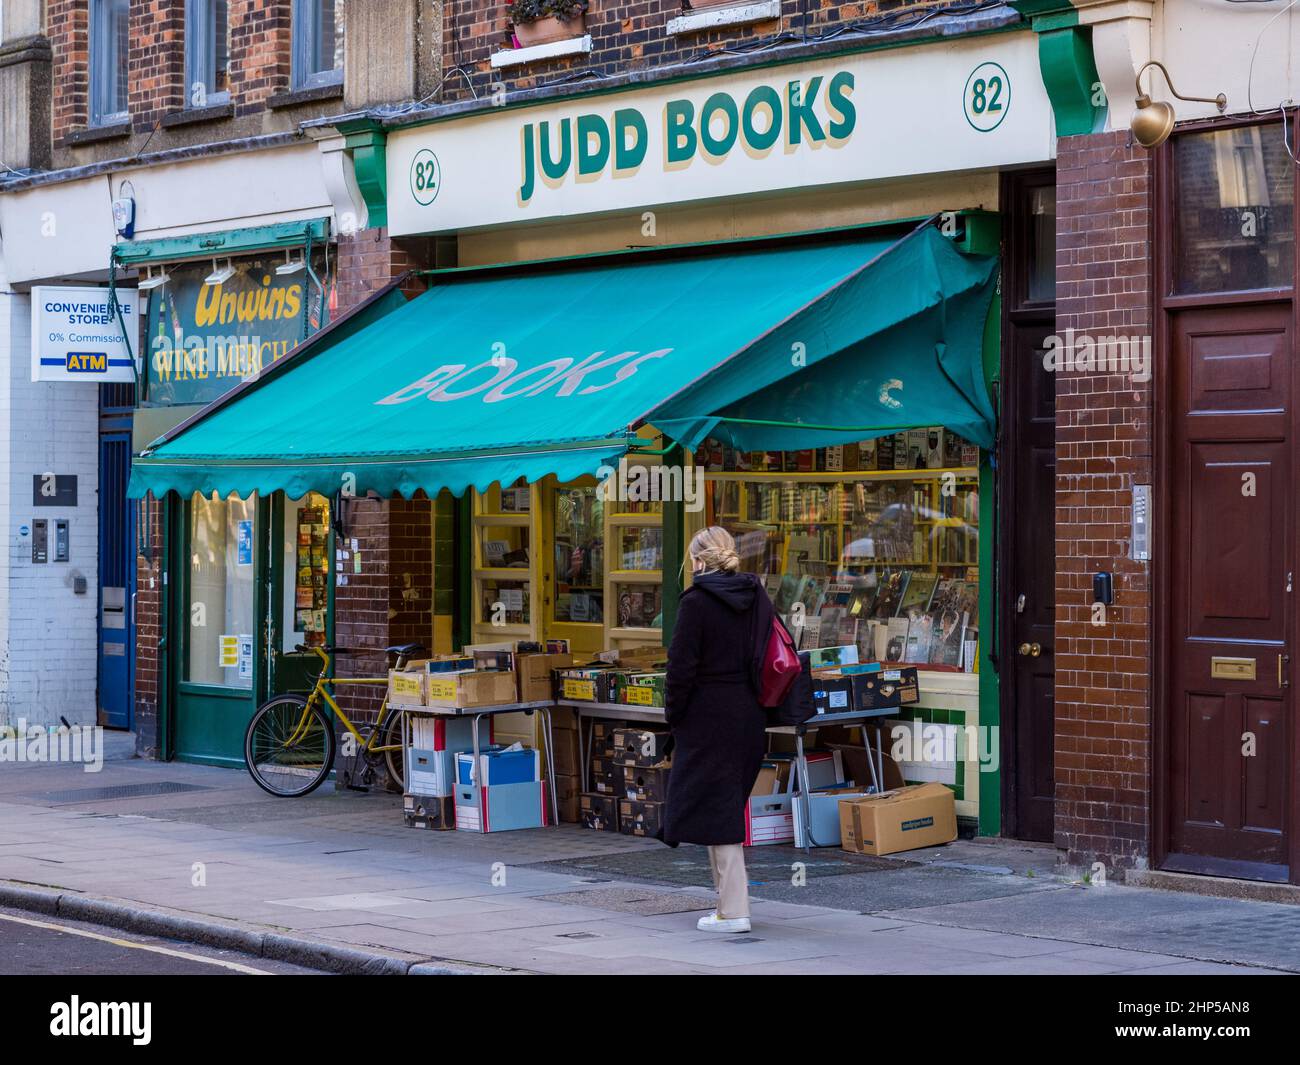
[267,81,344,110]
[491,34,593,69]
[65,121,131,146]
[161,101,235,129]
[667,0,781,35]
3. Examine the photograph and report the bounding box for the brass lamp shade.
[1131,97,1176,148]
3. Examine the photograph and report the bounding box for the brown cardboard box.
[550,706,579,732]
[618,799,663,837]
[516,652,574,702]
[554,773,581,823]
[827,736,906,792]
[838,783,957,856]
[424,670,517,708]
[402,793,454,830]
[620,764,670,802]
[550,727,581,777]
[387,669,425,706]
[611,727,671,767]
[580,792,619,831]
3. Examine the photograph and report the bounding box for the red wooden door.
[1167,303,1293,881]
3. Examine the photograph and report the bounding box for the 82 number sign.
[410,148,442,206]
[963,62,1010,133]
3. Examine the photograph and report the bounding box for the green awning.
[128,222,996,501]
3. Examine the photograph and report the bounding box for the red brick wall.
[442,0,956,99]
[134,495,167,758]
[1053,130,1154,873]
[49,1,89,143]
[129,0,186,126]
[227,0,293,114]
[48,0,293,143]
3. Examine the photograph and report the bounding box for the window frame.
[89,0,130,127]
[291,0,344,91]
[184,0,231,109]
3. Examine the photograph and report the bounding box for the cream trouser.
[707,844,751,920]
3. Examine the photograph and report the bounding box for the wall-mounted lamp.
[1131,60,1227,149]
[274,249,305,276]
[204,258,235,286]
[137,265,170,291]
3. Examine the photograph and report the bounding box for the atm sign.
[66,351,108,373]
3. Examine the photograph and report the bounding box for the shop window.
[283,493,330,651]
[552,485,604,624]
[89,0,129,126]
[292,0,345,89]
[473,478,533,636]
[186,492,257,689]
[701,431,981,671]
[1026,185,1057,304]
[184,0,230,107]
[1174,123,1295,294]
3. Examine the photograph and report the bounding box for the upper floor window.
[185,0,230,108]
[1174,123,1295,294]
[292,0,344,90]
[89,0,129,126]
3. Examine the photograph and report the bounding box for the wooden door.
[1167,303,1293,880]
[1008,324,1057,841]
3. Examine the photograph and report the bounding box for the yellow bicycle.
[244,642,425,798]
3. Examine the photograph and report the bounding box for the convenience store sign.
[386,31,1053,236]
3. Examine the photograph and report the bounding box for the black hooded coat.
[662,570,772,846]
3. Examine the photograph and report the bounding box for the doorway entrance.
[1158,118,1297,883]
[1000,169,1058,842]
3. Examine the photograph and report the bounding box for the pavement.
[0,742,1294,975]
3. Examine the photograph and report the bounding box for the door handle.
[1280,654,1290,689]
[1017,642,1042,657]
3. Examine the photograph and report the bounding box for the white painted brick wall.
[0,250,102,728]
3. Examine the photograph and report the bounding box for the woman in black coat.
[663,526,772,933]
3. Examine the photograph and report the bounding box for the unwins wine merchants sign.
[385,32,1053,236]
[144,255,325,407]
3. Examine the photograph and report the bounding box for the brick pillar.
[134,495,167,758]
[48,0,89,145]
[128,0,185,129]
[330,229,434,788]
[1053,130,1155,874]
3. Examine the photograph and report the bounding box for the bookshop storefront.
[130,26,1062,832]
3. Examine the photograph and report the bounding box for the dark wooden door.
[1009,324,1057,841]
[1167,303,1293,881]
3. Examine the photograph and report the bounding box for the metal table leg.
[538,705,559,826]
[795,729,812,855]
[471,712,483,824]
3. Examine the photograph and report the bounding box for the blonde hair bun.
[689,526,741,573]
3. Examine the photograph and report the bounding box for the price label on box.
[562,678,596,701]
[623,685,656,706]
[426,676,459,702]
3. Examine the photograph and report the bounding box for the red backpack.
[757,615,800,707]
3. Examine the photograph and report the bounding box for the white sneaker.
[697,912,751,933]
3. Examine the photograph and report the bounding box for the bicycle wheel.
[245,695,335,797]
[381,711,405,792]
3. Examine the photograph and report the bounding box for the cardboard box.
[550,726,581,777]
[406,747,455,797]
[456,746,540,786]
[793,787,871,848]
[554,773,581,823]
[618,799,663,837]
[827,738,906,793]
[745,792,794,846]
[454,780,548,833]
[590,756,621,794]
[550,706,579,732]
[849,666,920,711]
[838,783,957,856]
[620,764,670,802]
[516,652,574,702]
[425,670,518,708]
[472,648,515,673]
[616,672,666,708]
[403,793,455,830]
[810,670,854,716]
[789,749,844,794]
[387,669,425,706]
[591,721,621,756]
[580,791,619,831]
[612,727,671,767]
